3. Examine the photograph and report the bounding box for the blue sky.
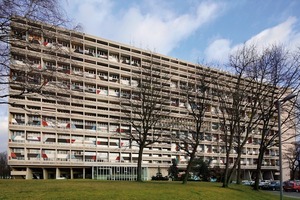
[1,0,300,152]
[63,0,300,64]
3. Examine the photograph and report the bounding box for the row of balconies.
[10,51,144,92]
[9,152,278,167]
[11,20,203,72]
[11,20,258,95]
[9,149,172,162]
[10,124,276,148]
[10,50,250,103]
[9,120,272,141]
[13,60,219,98]
[10,81,278,127]
[9,140,170,151]
[9,103,276,137]
[173,154,280,167]
[9,116,274,142]
[11,32,143,66]
[9,102,181,121]
[8,139,277,161]
[11,89,276,134]
[12,125,270,142]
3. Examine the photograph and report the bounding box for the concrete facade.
[7,17,295,181]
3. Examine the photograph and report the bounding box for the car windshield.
[288,182,295,186]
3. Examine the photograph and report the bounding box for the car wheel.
[272,188,275,191]
[296,189,299,193]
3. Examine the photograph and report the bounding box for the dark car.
[267,181,280,191]
[283,180,300,192]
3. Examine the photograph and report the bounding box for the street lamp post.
[275,94,297,200]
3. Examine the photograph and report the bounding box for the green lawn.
[0,180,296,200]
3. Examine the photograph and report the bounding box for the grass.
[0,180,296,200]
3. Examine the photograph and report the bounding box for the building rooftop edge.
[11,16,233,78]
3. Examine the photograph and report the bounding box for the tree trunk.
[253,148,264,190]
[236,139,242,185]
[236,160,241,184]
[137,146,144,182]
[298,161,300,179]
[291,170,295,180]
[226,152,242,185]
[182,150,196,184]
[222,150,231,187]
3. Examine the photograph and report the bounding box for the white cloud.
[205,17,300,63]
[245,17,297,49]
[65,1,222,55]
[66,0,115,33]
[204,39,231,63]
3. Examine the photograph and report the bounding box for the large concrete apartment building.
[7,17,294,180]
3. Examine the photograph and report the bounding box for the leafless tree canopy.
[284,142,300,180]
[0,0,69,104]
[119,57,171,181]
[0,0,67,26]
[173,67,212,184]
[218,44,300,189]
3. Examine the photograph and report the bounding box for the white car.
[259,180,271,189]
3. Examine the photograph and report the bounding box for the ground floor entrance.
[92,166,148,181]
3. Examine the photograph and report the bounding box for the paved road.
[264,190,300,199]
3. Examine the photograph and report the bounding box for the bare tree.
[284,142,300,180]
[216,44,300,189]
[173,67,211,184]
[225,45,300,190]
[0,0,72,104]
[251,45,299,190]
[119,56,171,182]
[0,151,10,179]
[216,45,262,187]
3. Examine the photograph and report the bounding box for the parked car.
[262,180,280,191]
[283,180,300,192]
[241,180,254,186]
[209,177,217,182]
[258,180,271,189]
[151,172,169,181]
[242,180,250,185]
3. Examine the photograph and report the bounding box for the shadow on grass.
[210,183,253,193]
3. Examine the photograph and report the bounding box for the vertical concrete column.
[24,148,28,161]
[246,170,251,180]
[259,171,263,180]
[270,171,274,180]
[83,168,85,179]
[56,168,61,179]
[243,170,249,180]
[92,167,94,179]
[70,168,74,179]
[232,170,237,182]
[26,167,33,179]
[43,168,48,179]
